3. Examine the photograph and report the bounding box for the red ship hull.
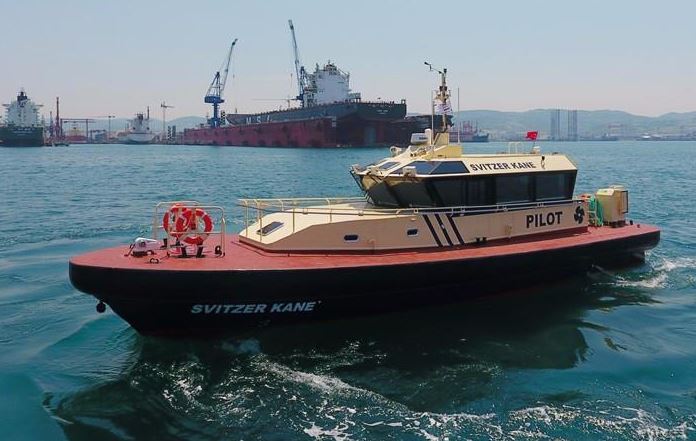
[69,224,659,336]
[183,118,338,147]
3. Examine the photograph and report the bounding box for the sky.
[2,0,695,120]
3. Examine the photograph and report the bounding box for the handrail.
[238,197,585,237]
[236,198,585,236]
[237,197,581,217]
[152,202,227,256]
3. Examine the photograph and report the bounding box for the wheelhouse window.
[431,179,465,206]
[362,175,400,207]
[394,161,438,175]
[394,161,469,176]
[431,161,469,175]
[378,161,399,171]
[496,175,532,204]
[536,172,575,201]
[466,177,494,206]
[389,179,436,207]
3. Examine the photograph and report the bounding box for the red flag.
[526,131,538,141]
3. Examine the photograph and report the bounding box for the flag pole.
[457,87,460,144]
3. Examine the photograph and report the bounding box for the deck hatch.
[257,221,284,236]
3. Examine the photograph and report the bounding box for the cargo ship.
[69,68,660,336]
[183,22,413,148]
[118,108,156,144]
[0,90,44,147]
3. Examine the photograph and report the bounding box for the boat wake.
[593,254,696,291]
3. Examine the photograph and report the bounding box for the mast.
[424,62,450,133]
[55,97,63,139]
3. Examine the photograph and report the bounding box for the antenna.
[424,61,449,133]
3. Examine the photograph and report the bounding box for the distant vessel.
[183,21,410,147]
[450,121,489,143]
[121,109,156,144]
[0,90,44,147]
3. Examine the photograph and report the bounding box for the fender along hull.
[69,225,660,336]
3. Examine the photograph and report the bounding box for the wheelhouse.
[351,141,577,209]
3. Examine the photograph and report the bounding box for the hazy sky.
[2,0,695,119]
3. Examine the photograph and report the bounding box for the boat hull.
[182,101,414,147]
[69,224,659,336]
[0,126,44,147]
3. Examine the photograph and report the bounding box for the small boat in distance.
[69,67,660,336]
[449,120,489,143]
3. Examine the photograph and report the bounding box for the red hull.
[183,118,337,147]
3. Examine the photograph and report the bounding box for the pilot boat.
[69,69,660,336]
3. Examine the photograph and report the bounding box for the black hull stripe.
[422,215,443,247]
[446,214,465,245]
[433,213,454,246]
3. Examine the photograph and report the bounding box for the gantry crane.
[288,20,314,107]
[204,38,238,127]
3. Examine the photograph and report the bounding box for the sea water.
[0,141,695,440]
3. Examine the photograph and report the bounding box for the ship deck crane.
[204,38,238,128]
[288,20,311,107]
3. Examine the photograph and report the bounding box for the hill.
[453,109,696,140]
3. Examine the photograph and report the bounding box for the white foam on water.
[147,356,696,440]
[264,361,356,394]
[615,272,668,289]
[655,256,696,273]
[303,422,352,441]
[593,254,696,290]
[510,403,695,441]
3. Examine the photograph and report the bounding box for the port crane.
[288,20,314,107]
[204,38,237,127]
[160,102,174,141]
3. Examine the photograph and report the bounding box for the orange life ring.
[176,207,214,246]
[162,203,188,239]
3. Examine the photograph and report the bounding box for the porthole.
[344,234,359,242]
[407,228,419,236]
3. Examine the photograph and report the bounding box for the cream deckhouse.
[238,68,629,253]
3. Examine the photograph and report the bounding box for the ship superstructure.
[121,108,156,144]
[0,90,44,147]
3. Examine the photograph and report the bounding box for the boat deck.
[70,224,659,272]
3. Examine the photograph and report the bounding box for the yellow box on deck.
[596,186,629,225]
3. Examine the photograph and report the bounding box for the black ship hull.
[0,126,44,147]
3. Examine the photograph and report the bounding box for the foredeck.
[70,223,659,272]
